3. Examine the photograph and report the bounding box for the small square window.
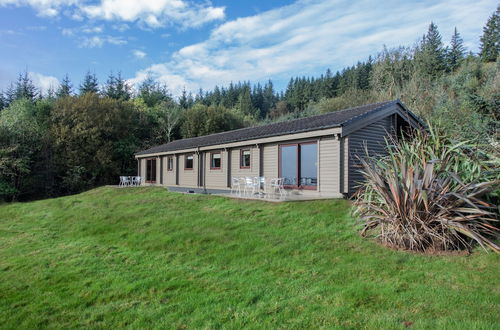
[240,149,251,168]
[210,152,221,169]
[185,154,194,170]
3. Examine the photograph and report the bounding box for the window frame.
[167,156,174,171]
[184,153,194,170]
[278,141,317,190]
[240,148,251,169]
[210,151,222,170]
[145,158,157,183]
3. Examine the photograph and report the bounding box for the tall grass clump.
[353,125,499,253]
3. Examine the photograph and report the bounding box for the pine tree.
[103,71,131,100]
[179,87,189,109]
[415,22,446,78]
[186,91,194,108]
[262,80,276,118]
[46,86,56,100]
[138,74,171,107]
[252,83,264,117]
[14,71,38,101]
[479,6,499,62]
[195,88,204,104]
[447,27,465,71]
[0,92,6,110]
[57,74,73,98]
[79,71,99,95]
[238,86,256,117]
[4,83,15,105]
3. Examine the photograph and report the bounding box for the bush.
[353,125,499,253]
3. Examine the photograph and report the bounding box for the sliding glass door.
[280,145,298,186]
[279,142,317,190]
[300,143,318,188]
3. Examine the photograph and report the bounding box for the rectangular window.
[210,152,221,169]
[279,142,317,189]
[146,158,157,183]
[240,149,251,168]
[167,156,174,171]
[185,154,194,170]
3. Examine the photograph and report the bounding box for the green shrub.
[353,125,499,253]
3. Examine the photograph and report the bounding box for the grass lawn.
[0,187,498,329]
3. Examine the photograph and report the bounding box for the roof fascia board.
[342,103,422,136]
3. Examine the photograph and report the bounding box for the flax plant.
[353,125,499,253]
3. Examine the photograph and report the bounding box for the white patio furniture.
[270,178,287,198]
[230,177,243,195]
[256,176,267,197]
[132,176,142,186]
[244,176,259,196]
[119,176,131,187]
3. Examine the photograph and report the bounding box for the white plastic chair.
[231,177,242,195]
[132,176,142,186]
[256,177,267,197]
[270,178,287,198]
[119,176,130,187]
[244,177,258,196]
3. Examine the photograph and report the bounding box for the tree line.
[0,6,498,202]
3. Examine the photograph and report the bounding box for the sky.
[0,0,496,97]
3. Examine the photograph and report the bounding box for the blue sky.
[0,0,496,96]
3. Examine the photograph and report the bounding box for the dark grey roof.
[136,99,414,156]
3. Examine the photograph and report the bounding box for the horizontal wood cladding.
[318,137,340,193]
[178,153,198,188]
[263,144,279,178]
[348,116,393,194]
[231,146,260,177]
[204,150,227,189]
[165,155,176,186]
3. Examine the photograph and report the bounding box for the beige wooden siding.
[204,150,228,189]
[262,144,278,178]
[230,147,260,178]
[156,157,161,186]
[178,153,198,188]
[139,158,146,185]
[348,116,392,193]
[318,137,340,193]
[165,155,176,186]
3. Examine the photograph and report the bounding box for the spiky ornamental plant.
[353,126,499,253]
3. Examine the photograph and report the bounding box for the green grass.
[0,187,498,329]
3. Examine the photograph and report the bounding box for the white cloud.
[0,0,78,17]
[61,27,74,36]
[29,72,59,92]
[80,0,225,28]
[25,25,47,31]
[81,25,103,33]
[132,50,147,59]
[79,35,126,48]
[0,0,225,28]
[127,0,495,96]
[112,23,129,32]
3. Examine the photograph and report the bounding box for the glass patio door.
[279,142,317,189]
[280,145,298,187]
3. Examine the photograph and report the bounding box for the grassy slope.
[0,187,498,329]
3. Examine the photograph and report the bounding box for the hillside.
[0,187,499,328]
